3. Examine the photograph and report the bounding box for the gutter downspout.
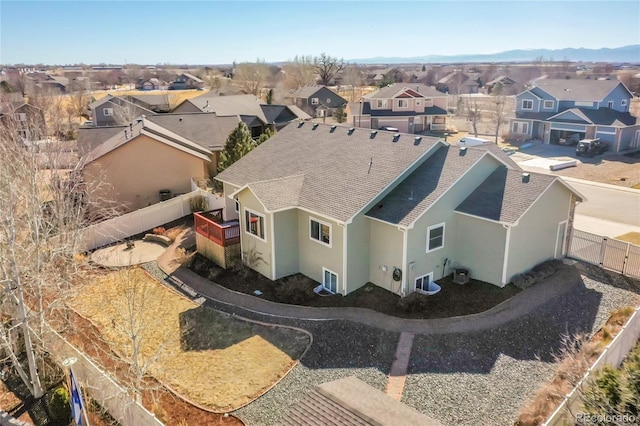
[501,224,511,286]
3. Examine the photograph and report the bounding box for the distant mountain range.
[349,45,640,64]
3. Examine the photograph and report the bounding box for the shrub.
[48,387,71,424]
[163,226,185,242]
[174,246,194,268]
[189,195,208,212]
[275,276,315,304]
[397,292,430,313]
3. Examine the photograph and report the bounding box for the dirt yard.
[550,153,640,188]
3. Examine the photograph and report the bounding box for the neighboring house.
[206,122,582,296]
[125,94,172,113]
[509,79,639,152]
[174,94,310,137]
[347,83,448,134]
[436,71,481,94]
[485,75,520,95]
[135,78,164,91]
[287,85,347,118]
[0,101,45,142]
[279,377,443,426]
[77,116,212,213]
[169,73,205,90]
[88,95,155,127]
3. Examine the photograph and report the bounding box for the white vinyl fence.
[43,325,164,426]
[544,306,640,426]
[80,189,224,251]
[569,229,640,279]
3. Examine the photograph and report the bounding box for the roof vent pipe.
[522,173,530,183]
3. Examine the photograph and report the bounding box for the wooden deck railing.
[194,212,240,247]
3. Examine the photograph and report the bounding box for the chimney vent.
[522,173,530,183]
[312,123,319,130]
[459,146,467,155]
[330,125,337,133]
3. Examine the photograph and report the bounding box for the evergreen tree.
[257,127,275,145]
[334,106,347,123]
[217,122,255,174]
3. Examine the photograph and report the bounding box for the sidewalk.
[157,230,582,335]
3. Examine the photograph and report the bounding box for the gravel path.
[402,271,640,426]
[142,261,640,426]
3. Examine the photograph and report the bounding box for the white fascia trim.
[270,212,276,280]
[139,130,212,161]
[270,205,344,226]
[401,226,408,297]
[230,185,269,214]
[501,225,511,285]
[342,223,348,296]
[345,140,446,225]
[512,178,584,227]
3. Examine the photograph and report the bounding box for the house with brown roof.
[206,122,583,295]
[347,83,448,134]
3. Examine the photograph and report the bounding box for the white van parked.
[458,136,490,147]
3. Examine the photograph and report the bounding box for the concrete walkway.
[157,230,582,335]
[386,332,415,401]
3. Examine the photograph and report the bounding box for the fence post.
[598,237,607,266]
[622,243,631,276]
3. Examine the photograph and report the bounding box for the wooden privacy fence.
[568,229,640,279]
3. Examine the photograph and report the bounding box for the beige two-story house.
[348,83,448,134]
[207,123,583,296]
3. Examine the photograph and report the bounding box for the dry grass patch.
[70,268,310,412]
[615,232,640,245]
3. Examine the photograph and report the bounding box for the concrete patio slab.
[90,240,167,267]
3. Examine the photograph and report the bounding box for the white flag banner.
[69,368,85,426]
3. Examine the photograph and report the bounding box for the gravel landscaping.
[402,270,640,426]
[142,261,640,426]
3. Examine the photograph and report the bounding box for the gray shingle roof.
[533,79,627,102]
[455,167,559,224]
[366,144,514,226]
[549,107,637,126]
[290,84,328,98]
[181,94,268,122]
[364,83,444,99]
[279,377,443,426]
[77,116,212,168]
[180,72,204,83]
[77,125,127,154]
[217,123,442,222]
[357,102,447,117]
[146,113,239,150]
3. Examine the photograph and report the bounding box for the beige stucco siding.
[223,182,240,221]
[369,219,404,295]
[274,209,299,279]
[297,211,344,293]
[82,134,207,212]
[237,188,273,279]
[505,181,572,283]
[453,214,506,286]
[405,155,501,293]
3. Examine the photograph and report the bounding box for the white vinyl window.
[244,208,265,241]
[322,268,338,293]
[621,99,628,107]
[103,107,114,116]
[415,273,434,292]
[311,97,319,105]
[16,113,27,121]
[522,122,529,134]
[376,100,386,108]
[607,101,614,109]
[310,218,331,247]
[426,223,445,252]
[521,99,533,110]
[234,199,239,213]
[512,122,519,133]
[543,100,554,109]
[397,99,408,108]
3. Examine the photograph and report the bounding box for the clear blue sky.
[1,0,638,65]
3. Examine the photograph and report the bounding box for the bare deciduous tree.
[233,60,271,96]
[0,101,118,398]
[342,66,363,101]
[282,55,316,90]
[313,53,344,86]
[466,98,482,137]
[491,82,508,143]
